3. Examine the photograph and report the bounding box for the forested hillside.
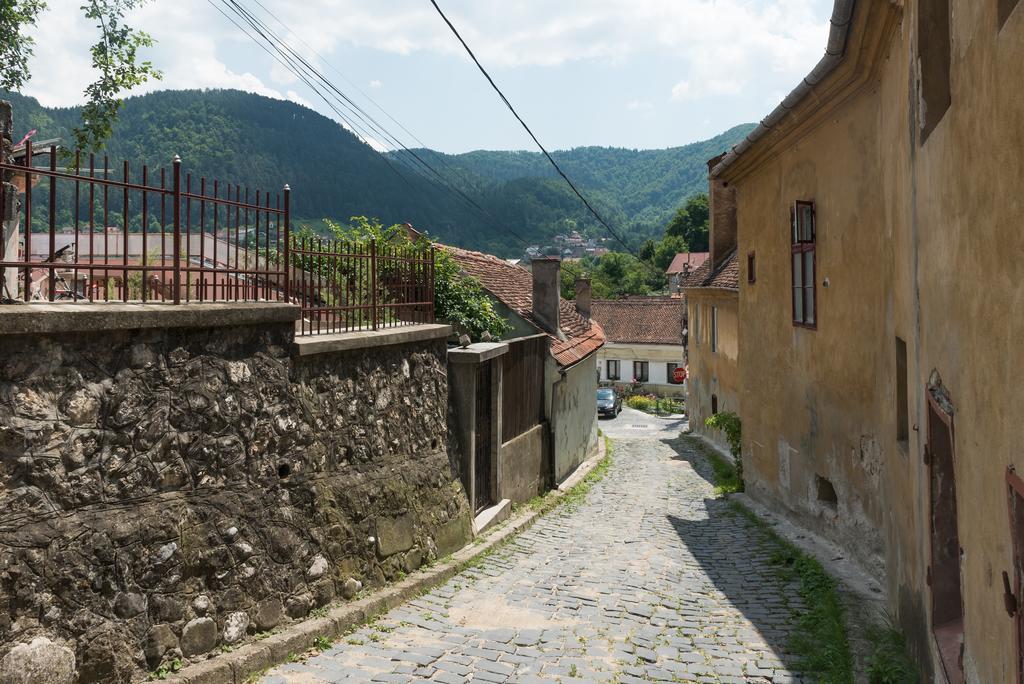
[2,88,751,257]
[405,124,753,236]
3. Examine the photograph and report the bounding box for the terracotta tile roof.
[444,246,605,367]
[590,297,685,346]
[666,251,710,275]
[681,249,739,291]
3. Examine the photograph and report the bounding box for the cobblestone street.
[264,436,806,683]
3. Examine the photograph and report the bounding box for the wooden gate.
[501,334,547,441]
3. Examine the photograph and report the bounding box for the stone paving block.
[261,438,817,684]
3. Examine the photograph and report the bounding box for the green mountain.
[402,123,754,237]
[2,88,752,257]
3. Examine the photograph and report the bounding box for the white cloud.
[19,0,286,105]
[12,0,832,149]
[286,90,313,108]
[252,0,828,73]
[626,100,654,111]
[670,81,692,100]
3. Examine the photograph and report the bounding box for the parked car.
[596,387,622,417]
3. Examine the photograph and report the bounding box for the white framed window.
[633,361,649,383]
[606,359,620,380]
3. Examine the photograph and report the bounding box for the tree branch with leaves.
[0,0,161,152]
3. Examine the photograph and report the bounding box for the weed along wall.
[0,305,472,683]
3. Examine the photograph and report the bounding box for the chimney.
[531,256,561,334]
[574,278,591,319]
[707,154,737,270]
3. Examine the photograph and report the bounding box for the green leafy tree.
[638,238,656,262]
[1,0,161,152]
[314,216,510,341]
[433,249,511,341]
[0,0,46,93]
[652,234,688,271]
[665,193,710,252]
[559,259,585,300]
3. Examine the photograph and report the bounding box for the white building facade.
[590,297,686,396]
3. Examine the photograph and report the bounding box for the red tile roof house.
[445,247,605,485]
[665,251,710,294]
[589,297,686,398]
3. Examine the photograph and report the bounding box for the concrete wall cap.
[447,342,509,364]
[0,302,299,336]
[292,323,451,356]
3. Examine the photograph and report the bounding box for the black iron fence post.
[429,246,436,323]
[172,155,181,304]
[370,238,378,330]
[283,184,291,303]
[22,139,32,301]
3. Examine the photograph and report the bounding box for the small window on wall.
[711,306,719,353]
[711,394,719,414]
[791,201,817,328]
[607,359,620,381]
[693,303,701,346]
[896,337,909,447]
[747,251,756,284]
[667,363,682,385]
[1000,0,1021,28]
[918,0,951,142]
[633,361,649,383]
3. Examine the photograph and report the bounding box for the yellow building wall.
[686,290,739,452]
[725,1,1024,679]
[911,1,1024,680]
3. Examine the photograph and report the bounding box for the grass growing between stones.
[681,435,742,496]
[729,501,854,684]
[516,437,614,515]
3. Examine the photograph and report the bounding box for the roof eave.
[710,0,857,179]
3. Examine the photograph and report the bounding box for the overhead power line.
[210,0,533,249]
[427,0,637,256]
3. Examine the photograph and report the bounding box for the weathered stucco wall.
[723,0,1024,679]
[499,423,549,505]
[0,314,472,682]
[731,79,890,579]
[910,1,1024,679]
[686,290,739,452]
[551,356,599,484]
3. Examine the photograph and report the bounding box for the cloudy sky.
[19,0,834,153]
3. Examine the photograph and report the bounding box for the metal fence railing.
[290,236,435,336]
[0,144,290,304]
[0,145,438,336]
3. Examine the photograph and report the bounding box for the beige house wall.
[720,0,1024,679]
[686,290,739,452]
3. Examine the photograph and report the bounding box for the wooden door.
[1006,469,1024,682]
[927,392,963,683]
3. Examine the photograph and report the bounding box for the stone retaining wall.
[0,312,472,682]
